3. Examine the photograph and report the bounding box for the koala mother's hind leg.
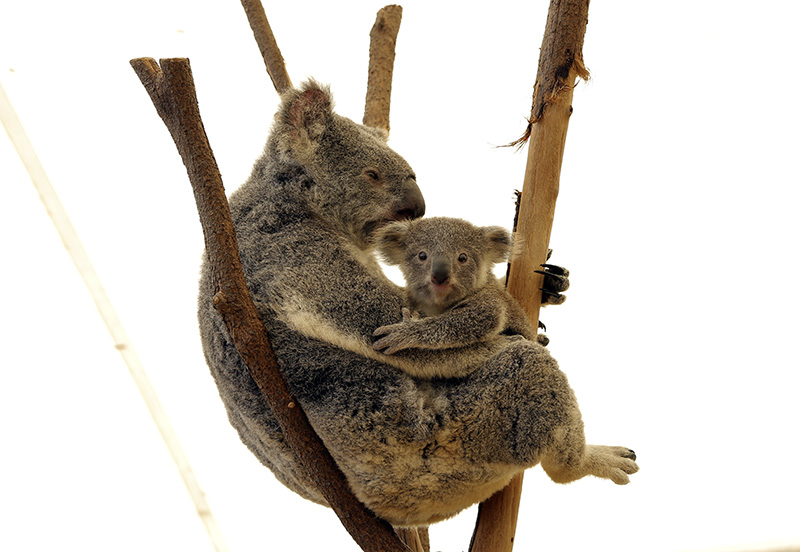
[541,441,639,486]
[530,368,638,484]
[466,341,639,485]
[533,363,639,486]
[453,341,638,486]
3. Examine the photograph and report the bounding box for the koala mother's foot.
[583,445,639,485]
[543,445,639,485]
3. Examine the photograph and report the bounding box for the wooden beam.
[469,1,590,550]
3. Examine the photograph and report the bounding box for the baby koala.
[372,216,540,356]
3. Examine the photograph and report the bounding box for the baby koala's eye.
[458,253,468,263]
[418,251,428,261]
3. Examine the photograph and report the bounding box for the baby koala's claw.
[373,309,421,354]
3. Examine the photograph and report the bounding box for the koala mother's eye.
[458,253,468,263]
[362,168,381,183]
[418,251,428,261]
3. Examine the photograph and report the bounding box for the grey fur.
[373,217,539,359]
[198,80,638,528]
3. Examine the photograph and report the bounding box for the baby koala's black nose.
[431,260,451,285]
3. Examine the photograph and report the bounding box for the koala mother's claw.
[539,263,569,277]
[593,445,640,485]
[535,262,570,306]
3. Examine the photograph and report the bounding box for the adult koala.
[198,80,637,527]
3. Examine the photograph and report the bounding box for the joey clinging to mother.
[372,216,569,358]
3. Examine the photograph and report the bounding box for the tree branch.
[240,0,293,94]
[130,57,409,552]
[469,1,591,551]
[363,5,403,131]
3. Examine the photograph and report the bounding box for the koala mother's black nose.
[394,183,426,220]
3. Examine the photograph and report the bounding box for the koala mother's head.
[270,80,425,249]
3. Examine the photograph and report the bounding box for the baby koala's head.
[374,217,514,315]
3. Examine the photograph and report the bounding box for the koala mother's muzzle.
[364,179,426,240]
[392,181,426,221]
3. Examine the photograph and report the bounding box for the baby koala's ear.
[373,220,413,265]
[482,226,514,265]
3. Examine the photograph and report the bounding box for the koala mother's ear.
[482,226,514,265]
[274,80,333,164]
[373,220,413,265]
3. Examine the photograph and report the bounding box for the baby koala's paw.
[586,445,639,485]
[373,308,421,355]
[400,307,421,322]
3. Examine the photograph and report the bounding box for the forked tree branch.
[470,1,591,551]
[240,0,293,94]
[363,4,403,131]
[129,57,409,552]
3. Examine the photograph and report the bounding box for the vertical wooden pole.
[469,1,590,550]
[506,69,580,324]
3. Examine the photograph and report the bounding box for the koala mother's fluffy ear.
[273,80,333,164]
[482,226,515,265]
[373,220,412,265]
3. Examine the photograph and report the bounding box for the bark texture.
[363,5,403,131]
[240,0,293,94]
[470,1,591,550]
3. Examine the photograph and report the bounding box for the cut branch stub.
[130,57,409,552]
[240,0,293,94]
[531,0,590,122]
[511,0,590,148]
[364,5,403,131]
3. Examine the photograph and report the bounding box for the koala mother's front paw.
[535,263,570,306]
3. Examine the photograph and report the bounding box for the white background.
[1,1,798,551]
